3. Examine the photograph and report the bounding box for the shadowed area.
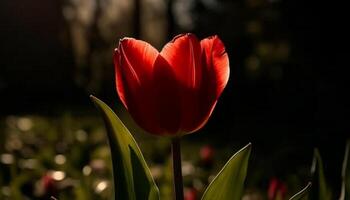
[0,0,345,199]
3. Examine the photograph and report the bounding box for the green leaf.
[340,141,350,200]
[90,95,159,200]
[310,149,332,200]
[289,182,312,200]
[201,143,251,200]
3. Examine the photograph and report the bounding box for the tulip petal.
[114,38,161,134]
[183,35,230,132]
[115,38,159,107]
[160,33,202,89]
[160,34,204,133]
[152,55,182,135]
[200,35,230,99]
[117,38,159,83]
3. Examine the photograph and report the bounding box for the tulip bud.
[114,33,229,136]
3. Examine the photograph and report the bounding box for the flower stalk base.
[171,137,184,200]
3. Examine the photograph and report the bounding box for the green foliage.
[3,100,348,200]
[201,143,251,200]
[310,149,332,200]
[289,182,312,200]
[340,141,350,200]
[90,95,160,200]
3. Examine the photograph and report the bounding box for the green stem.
[171,137,184,200]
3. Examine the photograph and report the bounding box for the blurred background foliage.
[0,0,345,199]
[0,115,313,200]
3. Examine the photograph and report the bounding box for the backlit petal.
[160,33,202,89]
[118,37,159,84]
[114,38,160,134]
[182,35,230,132]
[159,34,204,133]
[200,35,230,99]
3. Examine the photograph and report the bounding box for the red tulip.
[268,178,287,200]
[184,188,198,200]
[199,145,215,168]
[41,173,57,197]
[114,33,229,136]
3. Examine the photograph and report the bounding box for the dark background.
[0,0,346,191]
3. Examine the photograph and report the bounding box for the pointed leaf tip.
[244,142,252,149]
[289,182,312,200]
[201,143,251,200]
[340,140,350,200]
[310,148,331,200]
[90,95,99,105]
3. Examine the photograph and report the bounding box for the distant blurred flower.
[39,173,57,197]
[268,178,287,200]
[199,145,214,167]
[184,187,198,200]
[114,33,230,136]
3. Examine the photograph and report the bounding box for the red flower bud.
[268,178,287,200]
[114,33,230,136]
[185,188,198,200]
[41,173,56,196]
[199,145,215,167]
